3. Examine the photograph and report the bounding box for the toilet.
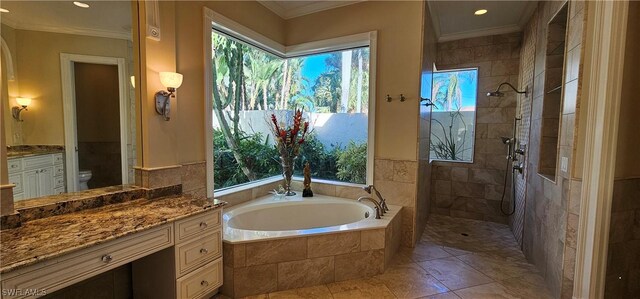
[78,170,93,191]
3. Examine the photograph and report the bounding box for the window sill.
[213,176,366,199]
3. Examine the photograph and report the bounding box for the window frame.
[203,8,377,197]
[429,67,479,164]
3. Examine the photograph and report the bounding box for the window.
[211,30,371,191]
[429,69,478,162]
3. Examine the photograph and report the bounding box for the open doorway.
[61,54,129,192]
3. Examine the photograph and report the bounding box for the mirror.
[1,1,139,203]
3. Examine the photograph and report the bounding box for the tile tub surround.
[430,32,522,225]
[221,202,402,297]
[217,214,552,299]
[0,194,226,273]
[216,157,422,247]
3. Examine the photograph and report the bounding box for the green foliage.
[430,110,470,161]
[214,129,368,188]
[213,129,279,189]
[336,141,367,184]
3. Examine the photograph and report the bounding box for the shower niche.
[538,3,568,181]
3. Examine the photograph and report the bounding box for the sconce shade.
[16,97,31,107]
[130,76,135,88]
[159,72,183,89]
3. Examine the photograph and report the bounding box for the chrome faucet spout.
[357,196,382,219]
[362,185,389,212]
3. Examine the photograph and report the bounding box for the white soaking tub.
[222,193,400,243]
[220,192,403,297]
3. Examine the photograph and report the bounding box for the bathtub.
[221,193,403,297]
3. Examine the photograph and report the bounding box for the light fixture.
[474,9,488,16]
[155,72,183,121]
[0,8,9,13]
[12,97,32,121]
[130,75,135,88]
[73,1,90,8]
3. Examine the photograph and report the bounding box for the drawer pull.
[199,222,208,229]
[101,254,113,263]
[200,248,208,254]
[201,280,209,287]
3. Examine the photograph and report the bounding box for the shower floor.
[216,214,553,298]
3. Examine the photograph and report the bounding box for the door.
[23,169,38,199]
[37,166,55,197]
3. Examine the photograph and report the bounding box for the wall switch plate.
[561,157,568,172]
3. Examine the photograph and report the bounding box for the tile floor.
[216,215,553,299]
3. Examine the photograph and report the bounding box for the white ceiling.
[258,0,364,19]
[0,1,132,40]
[428,1,537,42]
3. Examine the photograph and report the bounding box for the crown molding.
[1,17,131,40]
[426,1,442,41]
[438,24,521,42]
[258,0,365,20]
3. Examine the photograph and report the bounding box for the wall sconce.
[155,72,183,121]
[12,97,31,121]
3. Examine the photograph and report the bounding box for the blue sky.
[432,69,478,111]
[298,53,331,96]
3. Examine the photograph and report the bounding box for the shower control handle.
[513,162,524,174]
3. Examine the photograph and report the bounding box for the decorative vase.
[280,156,297,196]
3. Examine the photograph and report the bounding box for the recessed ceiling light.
[474,9,488,16]
[0,8,9,13]
[73,1,90,8]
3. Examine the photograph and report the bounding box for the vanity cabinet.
[7,153,65,200]
[1,208,223,299]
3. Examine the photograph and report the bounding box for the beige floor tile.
[498,273,553,299]
[454,282,519,299]
[374,263,450,298]
[417,292,461,299]
[418,257,493,290]
[329,278,397,299]
[455,253,538,281]
[410,242,453,262]
[268,285,333,299]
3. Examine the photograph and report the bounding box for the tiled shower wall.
[511,7,538,246]
[517,1,586,297]
[430,33,521,224]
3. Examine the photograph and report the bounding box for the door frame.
[573,0,629,297]
[60,53,129,192]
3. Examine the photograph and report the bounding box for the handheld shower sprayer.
[487,82,529,98]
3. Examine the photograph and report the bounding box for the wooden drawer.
[1,224,173,298]
[53,153,64,165]
[54,176,65,189]
[176,229,222,276]
[22,155,53,171]
[175,209,221,243]
[8,174,23,194]
[8,159,22,173]
[176,258,222,299]
[54,165,65,177]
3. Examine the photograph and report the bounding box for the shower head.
[487,82,528,98]
[501,137,513,144]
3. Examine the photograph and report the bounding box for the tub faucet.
[357,196,382,219]
[362,185,389,212]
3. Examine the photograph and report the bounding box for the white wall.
[212,110,368,149]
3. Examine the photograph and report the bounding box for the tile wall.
[430,32,522,224]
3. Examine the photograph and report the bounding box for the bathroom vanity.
[0,195,225,299]
[7,150,66,201]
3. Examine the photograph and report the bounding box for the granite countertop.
[6,145,65,158]
[0,195,226,274]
